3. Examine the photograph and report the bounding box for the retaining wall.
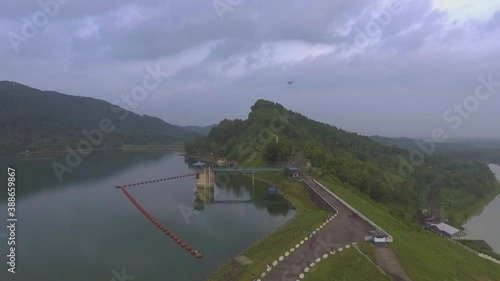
[302,180,339,214]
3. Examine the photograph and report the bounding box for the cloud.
[1,0,499,138]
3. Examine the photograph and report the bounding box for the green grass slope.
[303,247,390,281]
[320,175,500,281]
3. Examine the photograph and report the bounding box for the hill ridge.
[0,81,198,151]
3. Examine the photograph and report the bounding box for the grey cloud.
[485,9,500,30]
[1,0,499,138]
[0,0,161,19]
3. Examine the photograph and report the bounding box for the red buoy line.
[118,186,204,259]
[115,173,197,189]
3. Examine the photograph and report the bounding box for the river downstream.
[462,163,500,253]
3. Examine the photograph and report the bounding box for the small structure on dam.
[194,165,215,210]
[196,166,215,188]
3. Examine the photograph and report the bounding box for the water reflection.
[0,151,166,199]
[193,170,293,216]
[0,152,296,281]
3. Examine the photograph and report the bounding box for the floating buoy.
[118,186,203,259]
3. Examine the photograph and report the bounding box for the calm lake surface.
[463,163,500,253]
[0,151,295,281]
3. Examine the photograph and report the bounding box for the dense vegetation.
[186,100,499,226]
[458,240,500,261]
[0,81,199,152]
[177,124,217,135]
[320,176,500,281]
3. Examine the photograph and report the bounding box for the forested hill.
[177,124,217,135]
[371,135,500,165]
[0,81,198,151]
[186,100,498,225]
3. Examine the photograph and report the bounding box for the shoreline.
[459,183,500,226]
[459,164,500,226]
[5,144,184,156]
[459,164,500,254]
[205,173,298,280]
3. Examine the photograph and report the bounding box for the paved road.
[261,177,374,281]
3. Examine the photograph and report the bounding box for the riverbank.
[453,181,500,226]
[436,163,500,228]
[461,164,500,255]
[455,163,500,225]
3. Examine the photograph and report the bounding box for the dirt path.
[374,247,413,281]
[261,177,374,281]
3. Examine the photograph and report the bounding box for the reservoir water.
[0,151,295,281]
[463,163,500,253]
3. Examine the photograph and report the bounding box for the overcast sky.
[1,0,499,138]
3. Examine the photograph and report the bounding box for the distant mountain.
[371,135,500,164]
[177,124,217,135]
[370,135,422,151]
[0,81,199,151]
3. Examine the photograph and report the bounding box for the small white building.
[428,222,466,240]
